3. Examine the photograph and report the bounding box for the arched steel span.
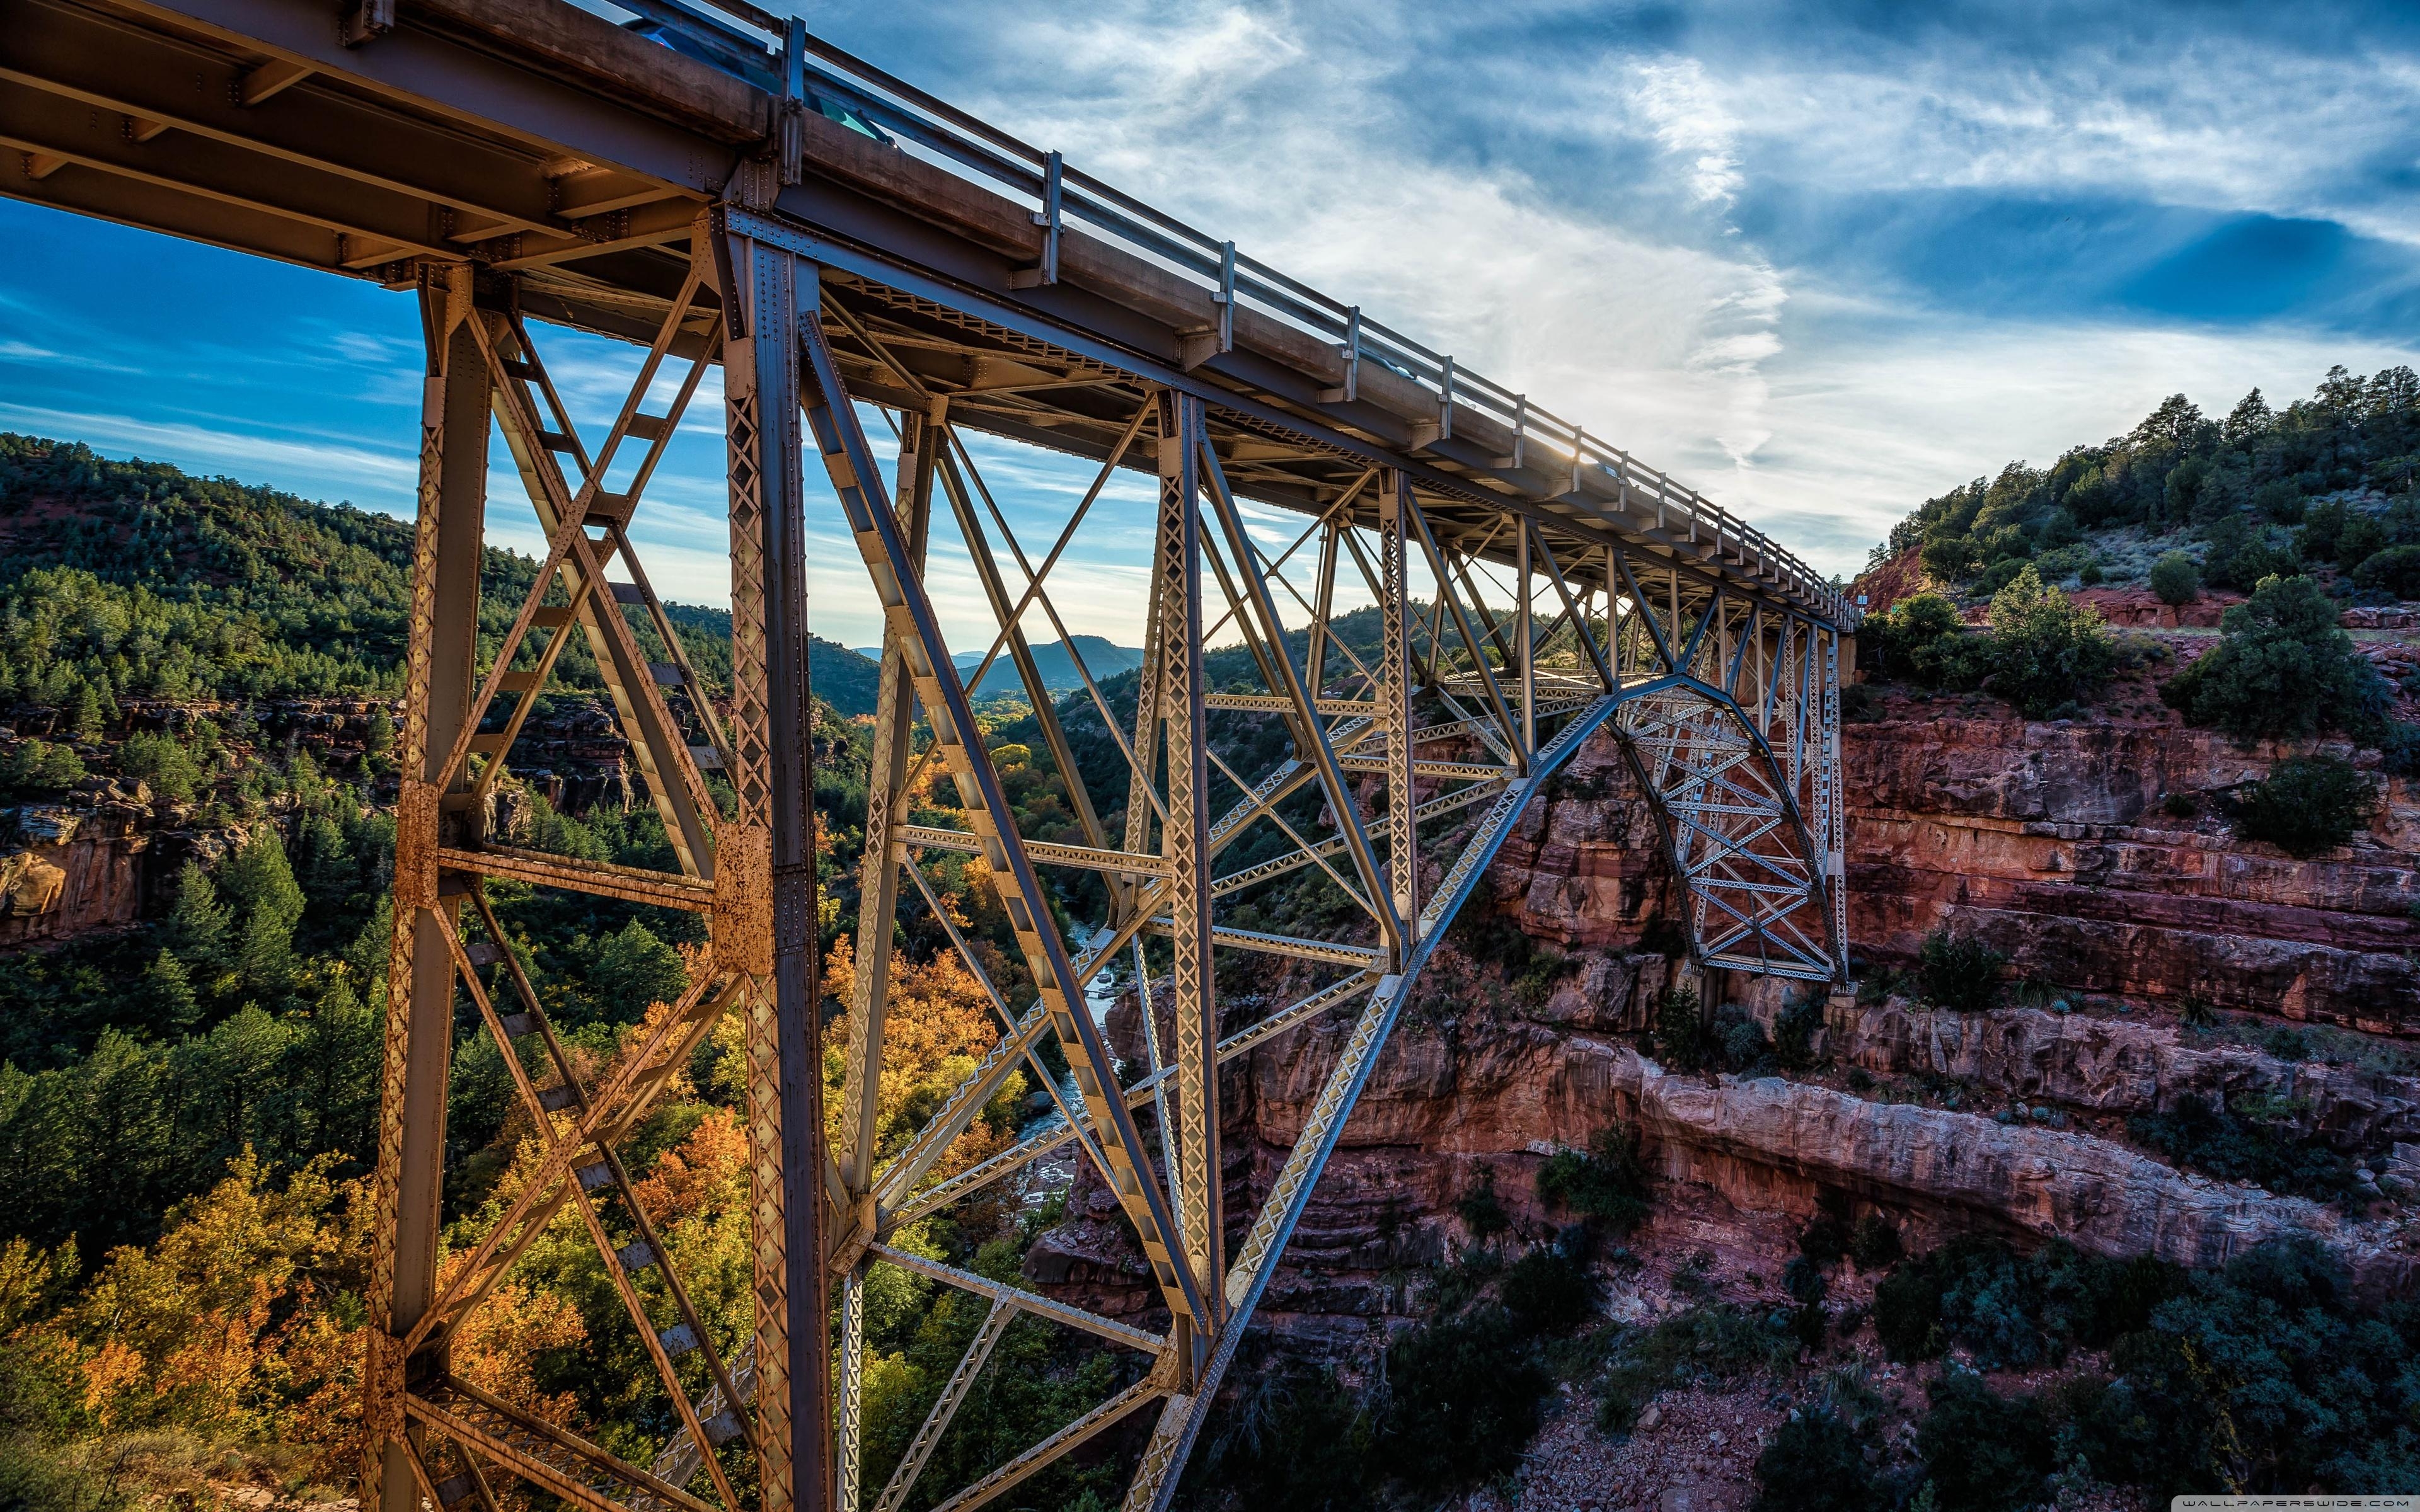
[0,1,1857,1509]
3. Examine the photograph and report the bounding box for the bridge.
[1,1,1856,1508]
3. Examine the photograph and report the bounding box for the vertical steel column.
[1155,391,1220,1360]
[719,221,828,1512]
[836,407,932,1512]
[1517,521,1535,759]
[841,410,934,1194]
[1306,522,1339,699]
[1379,469,1418,949]
[1821,626,1848,978]
[365,263,488,1512]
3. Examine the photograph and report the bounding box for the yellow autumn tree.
[821,936,1025,1193]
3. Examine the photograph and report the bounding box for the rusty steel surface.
[1,3,1859,1508]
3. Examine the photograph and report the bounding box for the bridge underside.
[3,2,1853,1509]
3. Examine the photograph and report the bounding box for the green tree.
[117,729,202,803]
[1374,1308,1547,1495]
[139,949,200,1034]
[2352,543,2420,598]
[65,680,105,738]
[1536,1124,1654,1235]
[162,859,232,979]
[2161,576,2394,744]
[221,826,306,998]
[1917,1370,2053,1512]
[0,740,85,797]
[1756,1407,1883,1512]
[2235,757,2375,858]
[2148,551,2200,606]
[1870,593,1979,689]
[1982,566,2114,717]
[582,919,689,1024]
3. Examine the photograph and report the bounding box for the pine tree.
[163,859,233,976]
[142,949,200,1033]
[67,679,104,738]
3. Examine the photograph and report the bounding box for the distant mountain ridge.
[848,634,1143,698]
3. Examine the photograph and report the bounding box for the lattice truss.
[364,226,1848,1512]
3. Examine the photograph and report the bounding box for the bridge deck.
[1,0,1852,629]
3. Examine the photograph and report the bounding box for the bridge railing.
[589,0,1855,627]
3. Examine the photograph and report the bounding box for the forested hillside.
[0,438,1047,1509]
[1854,366,2419,796]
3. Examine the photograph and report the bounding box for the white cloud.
[1731,319,2420,575]
[1625,58,1746,210]
[0,403,419,494]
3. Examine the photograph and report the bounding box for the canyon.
[1027,686,2420,1339]
[7,629,2417,1328]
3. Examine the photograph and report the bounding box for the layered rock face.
[1030,704,2420,1331]
[1846,694,2419,1031]
[0,695,633,947]
[0,797,166,948]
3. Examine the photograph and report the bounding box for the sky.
[4,0,2419,651]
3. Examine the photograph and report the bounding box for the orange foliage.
[448,1279,587,1429]
[628,1106,751,1226]
[820,936,1022,1188]
[34,1149,372,1467]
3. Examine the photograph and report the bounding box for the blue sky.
[4,0,2418,648]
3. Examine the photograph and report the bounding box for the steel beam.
[366,262,488,1512]
[719,214,828,1512]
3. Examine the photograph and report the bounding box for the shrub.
[1847,1215,1903,1271]
[1971,556,2029,597]
[1797,1200,1850,1268]
[1753,1406,1882,1512]
[1772,994,1826,1071]
[2128,1092,2360,1202]
[2066,1239,2420,1499]
[2201,515,2302,592]
[1916,1370,2054,1512]
[1456,1167,1511,1242]
[117,729,202,803]
[1536,1124,1654,1235]
[1920,533,1980,582]
[1872,1236,2170,1368]
[1782,1254,1829,1306]
[2255,479,2307,524]
[2296,496,2349,561]
[2233,756,2375,857]
[2148,551,2201,605]
[1869,593,1979,689]
[1188,1362,1372,1512]
[1874,1259,1948,1362]
[2353,543,2420,599]
[2383,721,2420,778]
[1499,1246,1601,1336]
[2161,575,2395,745]
[1911,930,2006,1013]
[1596,1305,1793,1430]
[1375,1307,1548,1494]
[1651,985,1715,1072]
[0,740,84,798]
[1982,566,2116,717]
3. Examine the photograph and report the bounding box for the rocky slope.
[1845,689,2418,1030]
[1029,699,2420,1341]
[0,696,636,947]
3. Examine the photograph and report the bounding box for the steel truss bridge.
[3,0,1857,1507]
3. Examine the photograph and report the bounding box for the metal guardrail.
[596,0,1854,627]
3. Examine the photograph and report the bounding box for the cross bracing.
[1,1,1858,1508]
